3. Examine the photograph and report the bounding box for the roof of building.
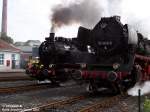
[0,39,21,52]
[26,40,41,44]
[14,42,25,46]
[17,46,32,53]
[14,40,41,47]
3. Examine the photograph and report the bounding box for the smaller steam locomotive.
[26,16,150,93]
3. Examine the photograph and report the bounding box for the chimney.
[50,32,55,40]
[45,31,55,42]
[1,0,7,37]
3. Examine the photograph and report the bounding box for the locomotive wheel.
[86,83,98,93]
[71,70,82,81]
[37,77,45,81]
[57,72,69,82]
[86,80,98,93]
[25,69,30,74]
[49,78,60,86]
[111,83,120,94]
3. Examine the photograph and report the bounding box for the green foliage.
[0,33,14,44]
[144,97,150,112]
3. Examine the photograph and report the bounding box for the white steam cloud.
[128,82,150,96]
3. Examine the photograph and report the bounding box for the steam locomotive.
[26,16,150,93]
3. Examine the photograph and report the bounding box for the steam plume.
[128,82,150,96]
[50,0,103,31]
[50,22,56,33]
[50,0,150,38]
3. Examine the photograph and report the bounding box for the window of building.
[12,54,16,60]
[0,54,4,65]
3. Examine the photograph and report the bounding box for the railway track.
[0,84,52,94]
[22,93,129,112]
[0,71,32,82]
[22,95,86,112]
[0,76,32,82]
[78,94,129,112]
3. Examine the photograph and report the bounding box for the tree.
[0,33,14,44]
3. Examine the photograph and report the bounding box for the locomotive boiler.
[26,16,150,93]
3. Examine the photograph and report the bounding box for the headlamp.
[113,63,120,70]
[49,64,54,68]
[81,63,87,68]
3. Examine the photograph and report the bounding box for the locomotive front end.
[78,16,139,93]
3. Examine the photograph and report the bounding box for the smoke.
[50,22,56,33]
[50,0,150,38]
[107,0,122,16]
[128,81,150,96]
[50,0,107,32]
[50,0,124,32]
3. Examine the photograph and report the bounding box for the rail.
[0,76,32,82]
[22,95,85,112]
[78,94,129,112]
[0,84,51,93]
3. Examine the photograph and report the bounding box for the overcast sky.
[0,0,150,42]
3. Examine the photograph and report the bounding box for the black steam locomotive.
[26,16,150,93]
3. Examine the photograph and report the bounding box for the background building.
[14,40,41,68]
[0,39,21,70]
